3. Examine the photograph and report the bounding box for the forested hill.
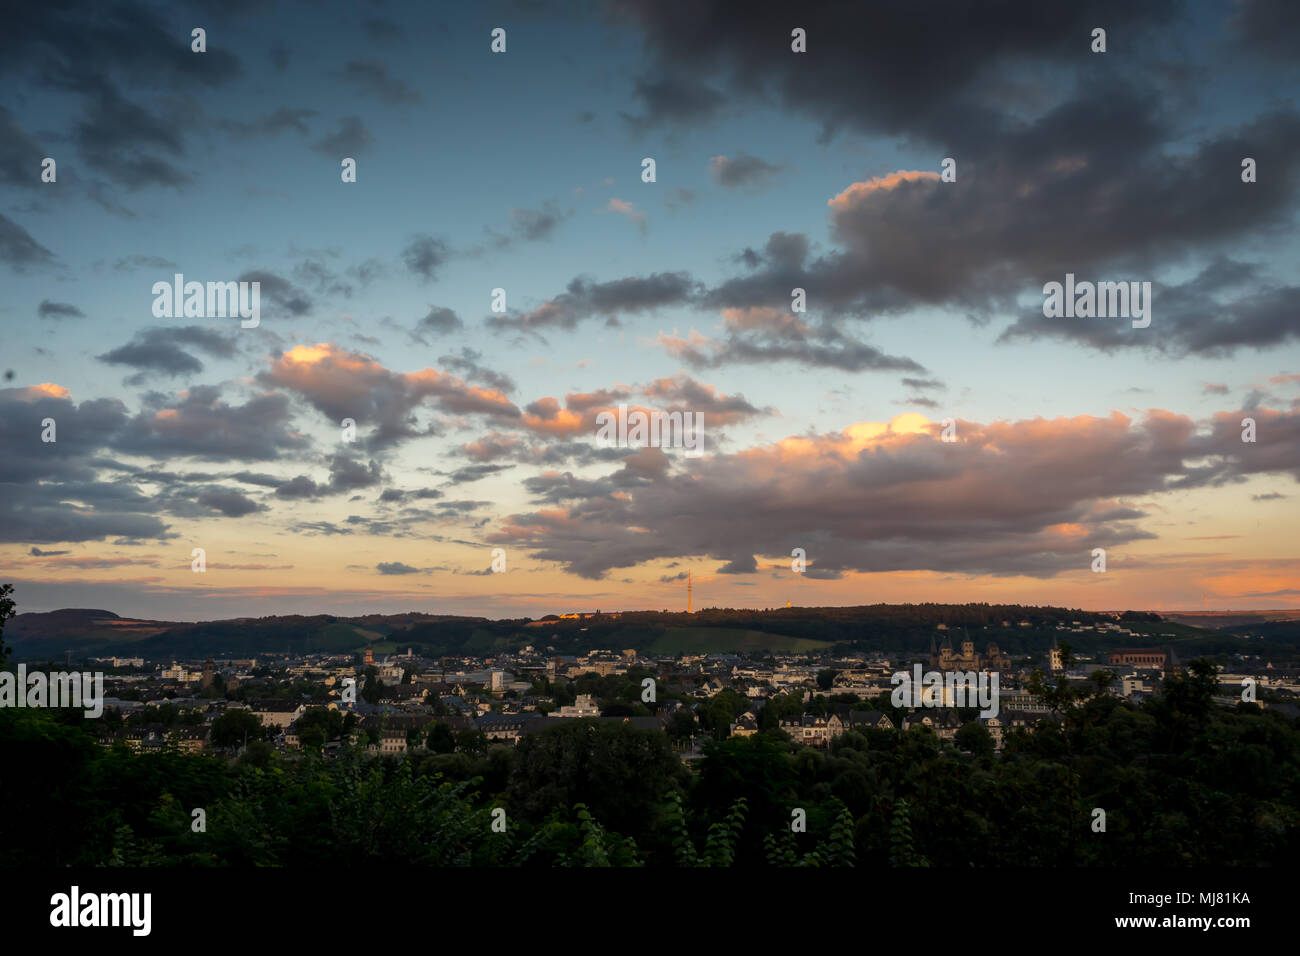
[4,601,1227,661]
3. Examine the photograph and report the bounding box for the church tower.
[1049,636,1063,673]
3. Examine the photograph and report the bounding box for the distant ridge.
[1,600,1260,662]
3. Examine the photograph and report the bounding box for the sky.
[1,0,1298,621]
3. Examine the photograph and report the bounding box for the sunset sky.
[2,0,1298,620]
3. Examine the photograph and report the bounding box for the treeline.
[8,601,1170,661]
[536,603,1132,655]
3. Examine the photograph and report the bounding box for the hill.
[4,601,1242,662]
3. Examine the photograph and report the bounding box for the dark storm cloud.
[429,500,491,515]
[311,116,374,155]
[1000,257,1300,357]
[411,306,465,343]
[328,454,385,492]
[441,464,514,486]
[378,487,445,503]
[1229,0,1300,59]
[401,234,451,282]
[272,455,386,499]
[663,317,924,373]
[38,300,85,320]
[620,75,726,133]
[487,272,700,333]
[236,269,313,315]
[0,212,56,269]
[459,432,629,467]
[608,0,1175,143]
[96,326,237,378]
[437,347,517,394]
[504,200,570,243]
[192,486,267,518]
[710,151,785,189]
[0,386,168,543]
[0,483,169,544]
[73,83,192,189]
[698,95,1300,354]
[1202,406,1300,480]
[641,375,772,424]
[133,467,286,491]
[1,1,248,192]
[116,385,310,461]
[520,451,672,507]
[339,59,421,105]
[292,258,355,299]
[362,17,405,45]
[218,107,317,139]
[716,554,758,575]
[600,2,1300,365]
[274,475,322,499]
[228,471,283,488]
[0,0,240,90]
[0,106,46,188]
[0,386,129,484]
[290,521,353,536]
[902,378,946,391]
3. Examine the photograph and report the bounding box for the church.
[929,631,1012,673]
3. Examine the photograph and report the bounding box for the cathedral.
[929,631,1012,672]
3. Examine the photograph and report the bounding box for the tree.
[427,722,455,753]
[758,692,803,730]
[666,709,696,741]
[955,720,994,756]
[211,709,264,749]
[0,582,15,668]
[508,721,686,845]
[703,694,741,741]
[888,799,930,867]
[455,729,487,755]
[295,707,344,749]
